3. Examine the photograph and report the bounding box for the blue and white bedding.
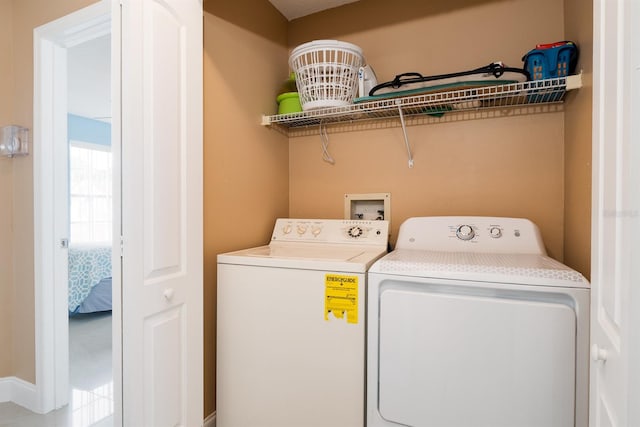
[68,245,112,315]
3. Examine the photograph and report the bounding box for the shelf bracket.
[565,71,583,91]
[396,100,414,168]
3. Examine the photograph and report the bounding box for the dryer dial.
[456,225,475,241]
[489,227,502,238]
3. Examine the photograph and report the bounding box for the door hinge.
[120,235,124,257]
[60,238,69,249]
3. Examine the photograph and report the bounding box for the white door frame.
[33,1,114,414]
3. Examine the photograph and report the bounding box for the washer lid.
[369,249,589,288]
[218,243,387,273]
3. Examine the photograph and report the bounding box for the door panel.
[144,307,184,425]
[117,0,203,425]
[378,288,575,427]
[145,1,183,275]
[590,0,632,425]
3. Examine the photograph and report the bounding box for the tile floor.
[0,311,113,427]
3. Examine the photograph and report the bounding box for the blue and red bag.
[522,41,579,80]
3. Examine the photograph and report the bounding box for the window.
[69,141,112,244]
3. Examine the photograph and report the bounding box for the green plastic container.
[277,92,302,114]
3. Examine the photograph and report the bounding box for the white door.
[590,0,640,425]
[114,0,203,425]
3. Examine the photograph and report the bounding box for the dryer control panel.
[395,216,547,255]
[271,218,389,246]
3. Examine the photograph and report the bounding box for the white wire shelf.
[262,74,583,136]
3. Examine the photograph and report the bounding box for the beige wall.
[203,0,289,416]
[288,0,570,261]
[564,0,593,279]
[9,0,97,383]
[0,0,14,378]
[289,115,566,259]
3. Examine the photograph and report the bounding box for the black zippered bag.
[368,62,530,97]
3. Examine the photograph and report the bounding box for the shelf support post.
[396,100,414,168]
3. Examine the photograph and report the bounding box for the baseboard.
[203,410,216,427]
[0,377,38,413]
[0,377,11,401]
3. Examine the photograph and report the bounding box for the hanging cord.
[319,121,335,165]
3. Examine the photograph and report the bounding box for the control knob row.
[456,225,503,240]
[281,224,322,237]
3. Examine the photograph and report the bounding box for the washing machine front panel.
[218,263,368,427]
[378,281,575,427]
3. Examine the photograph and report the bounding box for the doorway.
[66,33,114,426]
[33,1,119,421]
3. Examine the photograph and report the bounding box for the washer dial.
[348,226,364,238]
[456,225,475,241]
[489,227,502,238]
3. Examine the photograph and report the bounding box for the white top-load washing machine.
[367,216,589,427]
[217,218,389,427]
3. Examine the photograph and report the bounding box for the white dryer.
[218,218,389,427]
[367,216,589,427]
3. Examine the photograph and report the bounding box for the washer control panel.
[272,218,389,246]
[396,216,547,254]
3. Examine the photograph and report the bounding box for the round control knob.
[489,227,502,238]
[296,224,308,235]
[456,225,475,241]
[311,226,322,237]
[348,226,364,238]
[282,225,292,235]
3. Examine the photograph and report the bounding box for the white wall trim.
[0,377,12,402]
[203,411,216,427]
[33,31,65,415]
[32,0,111,415]
[0,377,39,413]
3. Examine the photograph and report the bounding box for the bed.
[68,245,112,315]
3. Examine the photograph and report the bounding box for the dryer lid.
[369,249,589,288]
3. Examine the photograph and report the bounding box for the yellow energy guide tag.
[325,273,358,324]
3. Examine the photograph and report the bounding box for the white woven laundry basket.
[289,40,365,111]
